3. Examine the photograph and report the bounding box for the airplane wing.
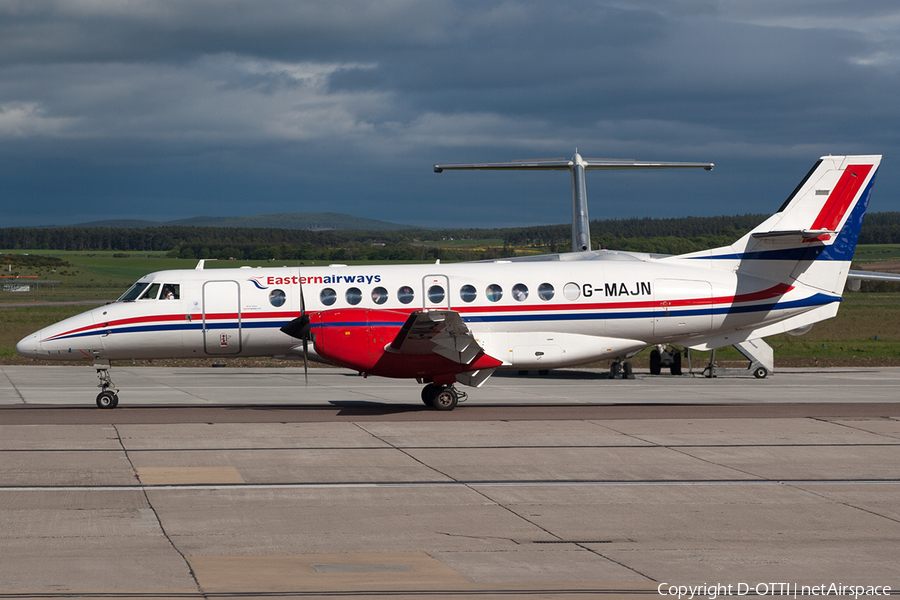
[847,270,900,283]
[388,310,484,364]
[847,269,900,292]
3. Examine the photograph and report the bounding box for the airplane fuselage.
[17,254,835,371]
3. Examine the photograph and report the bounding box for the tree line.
[2,212,900,260]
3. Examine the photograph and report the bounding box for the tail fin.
[704,155,881,295]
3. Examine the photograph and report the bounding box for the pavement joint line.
[3,479,900,492]
[0,588,664,598]
[0,367,26,404]
[786,482,900,527]
[124,369,216,403]
[353,422,575,549]
[813,415,900,441]
[6,442,899,452]
[111,423,207,598]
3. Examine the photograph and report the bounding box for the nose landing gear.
[94,359,119,409]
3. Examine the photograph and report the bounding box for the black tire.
[623,361,634,380]
[670,350,682,376]
[432,387,458,411]
[538,369,549,376]
[96,391,117,409]
[753,366,768,379]
[421,384,438,406]
[518,370,529,376]
[649,350,661,375]
[609,361,619,377]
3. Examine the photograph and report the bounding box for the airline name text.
[266,275,382,286]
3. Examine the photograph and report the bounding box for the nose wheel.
[94,359,120,409]
[96,390,119,409]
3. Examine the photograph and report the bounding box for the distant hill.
[66,212,414,231]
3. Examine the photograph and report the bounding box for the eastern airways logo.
[248,277,269,290]
[249,274,382,290]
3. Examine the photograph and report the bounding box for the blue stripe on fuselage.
[46,294,839,341]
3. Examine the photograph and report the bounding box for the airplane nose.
[16,333,40,359]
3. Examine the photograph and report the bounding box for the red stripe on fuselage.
[43,311,302,342]
[452,283,793,314]
[45,283,795,341]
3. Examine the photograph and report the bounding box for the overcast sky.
[1,0,899,228]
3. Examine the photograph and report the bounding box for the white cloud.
[0,101,76,137]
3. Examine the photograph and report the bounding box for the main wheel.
[96,391,117,409]
[753,366,768,379]
[432,387,458,411]
[421,384,439,406]
[623,361,634,380]
[649,350,661,375]
[670,350,682,376]
[537,369,549,376]
[609,361,619,378]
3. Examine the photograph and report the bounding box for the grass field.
[3,246,900,368]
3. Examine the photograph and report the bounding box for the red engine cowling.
[310,308,501,381]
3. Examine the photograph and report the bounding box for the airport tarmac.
[1,365,899,598]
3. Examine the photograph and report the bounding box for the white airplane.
[16,154,883,410]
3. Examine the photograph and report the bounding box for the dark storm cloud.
[1,1,899,227]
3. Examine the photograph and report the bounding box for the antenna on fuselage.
[434,151,714,252]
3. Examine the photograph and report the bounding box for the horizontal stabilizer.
[750,229,838,240]
[435,158,713,172]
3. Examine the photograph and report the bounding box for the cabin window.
[398,286,415,304]
[563,282,580,300]
[486,284,503,302]
[538,283,554,301]
[372,286,388,304]
[161,284,180,300]
[459,284,477,303]
[346,287,362,305]
[320,288,337,306]
[138,283,161,300]
[512,283,528,302]
[269,289,286,307]
[427,285,445,304]
[118,282,149,302]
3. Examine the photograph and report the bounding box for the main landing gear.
[649,346,683,376]
[94,359,119,409]
[608,360,635,380]
[421,383,468,411]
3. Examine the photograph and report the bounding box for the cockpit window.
[138,283,161,300]
[118,282,150,302]
[161,284,180,300]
